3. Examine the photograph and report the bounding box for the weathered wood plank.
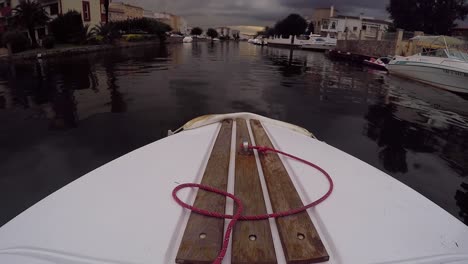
[232,119,277,264]
[250,119,329,264]
[176,120,233,264]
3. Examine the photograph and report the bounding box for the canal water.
[0,42,467,227]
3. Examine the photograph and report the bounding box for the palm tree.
[13,0,49,47]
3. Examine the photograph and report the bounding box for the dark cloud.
[124,0,391,27]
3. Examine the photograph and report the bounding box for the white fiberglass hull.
[0,113,467,264]
[301,44,335,51]
[388,61,468,93]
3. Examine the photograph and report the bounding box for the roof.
[334,15,361,20]
[109,8,125,14]
[362,18,392,25]
[109,2,143,10]
[330,15,392,25]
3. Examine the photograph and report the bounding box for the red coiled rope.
[172,145,334,264]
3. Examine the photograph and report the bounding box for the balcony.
[321,26,338,33]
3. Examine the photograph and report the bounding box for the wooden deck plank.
[176,120,233,264]
[250,119,329,264]
[232,119,277,264]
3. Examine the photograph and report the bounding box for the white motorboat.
[267,35,302,48]
[183,36,193,43]
[0,113,467,264]
[301,34,337,51]
[268,34,337,50]
[387,37,468,93]
[363,57,392,71]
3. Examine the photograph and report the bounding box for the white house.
[2,0,104,41]
[321,15,391,39]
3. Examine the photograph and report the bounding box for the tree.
[191,27,203,36]
[387,0,468,35]
[306,22,315,34]
[12,0,49,47]
[274,14,307,44]
[206,28,218,41]
[50,11,85,44]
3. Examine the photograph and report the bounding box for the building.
[148,12,187,33]
[216,27,230,37]
[321,15,391,39]
[109,2,143,21]
[215,27,240,38]
[231,29,240,38]
[1,0,104,39]
[0,0,12,33]
[310,6,337,34]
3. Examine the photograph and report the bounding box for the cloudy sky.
[124,0,391,27]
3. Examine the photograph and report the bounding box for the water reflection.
[0,42,467,227]
[365,101,409,173]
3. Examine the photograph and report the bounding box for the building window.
[331,22,336,29]
[362,25,367,30]
[82,1,90,21]
[49,3,59,15]
[322,20,329,29]
[353,26,358,31]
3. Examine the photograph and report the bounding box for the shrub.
[49,11,84,44]
[122,34,145,42]
[87,35,104,45]
[92,23,120,44]
[112,18,171,39]
[1,31,30,53]
[41,35,55,49]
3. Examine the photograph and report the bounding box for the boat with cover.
[387,36,468,93]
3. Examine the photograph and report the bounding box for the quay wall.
[336,39,397,58]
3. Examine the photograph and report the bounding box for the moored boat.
[387,36,468,93]
[363,57,391,71]
[0,113,467,263]
[183,36,193,43]
[268,34,337,50]
[300,34,337,51]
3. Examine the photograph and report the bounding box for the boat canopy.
[420,48,468,62]
[410,35,466,48]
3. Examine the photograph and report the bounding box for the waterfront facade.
[216,27,241,38]
[145,11,187,33]
[0,0,103,40]
[0,0,12,33]
[310,6,337,34]
[321,15,391,39]
[109,2,143,21]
